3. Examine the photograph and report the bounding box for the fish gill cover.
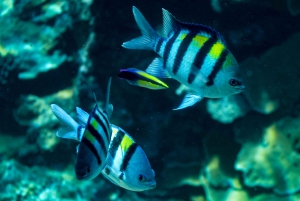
[0,0,300,200]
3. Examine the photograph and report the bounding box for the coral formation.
[0,159,133,201]
[235,115,300,195]
[0,0,93,83]
[13,88,77,151]
[206,94,251,124]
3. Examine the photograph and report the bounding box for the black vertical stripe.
[206,50,229,86]
[97,107,110,129]
[87,123,107,156]
[163,31,180,69]
[94,110,110,141]
[155,37,164,53]
[120,143,138,171]
[82,137,102,164]
[118,173,124,180]
[172,32,197,75]
[77,125,83,141]
[104,167,110,175]
[187,38,217,84]
[193,38,217,69]
[188,73,196,84]
[108,130,125,159]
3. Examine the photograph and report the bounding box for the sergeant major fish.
[51,82,156,191]
[51,78,113,180]
[76,108,156,191]
[122,6,245,110]
[118,68,169,90]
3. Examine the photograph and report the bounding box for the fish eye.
[229,79,240,86]
[138,174,146,182]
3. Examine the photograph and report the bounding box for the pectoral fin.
[173,94,203,110]
[146,58,171,78]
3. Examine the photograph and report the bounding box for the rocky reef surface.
[1,0,300,200]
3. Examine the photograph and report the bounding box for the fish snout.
[236,85,245,93]
[149,181,156,189]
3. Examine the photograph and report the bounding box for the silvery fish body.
[122,6,245,110]
[102,125,156,191]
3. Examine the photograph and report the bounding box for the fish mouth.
[76,173,91,180]
[76,175,87,180]
[236,85,245,92]
[149,182,156,189]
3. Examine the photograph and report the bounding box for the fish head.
[204,52,244,97]
[75,141,102,180]
[123,146,156,191]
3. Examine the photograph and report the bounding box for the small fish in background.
[118,68,169,90]
[51,78,113,180]
[77,108,156,191]
[122,6,245,110]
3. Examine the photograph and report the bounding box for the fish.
[76,108,156,191]
[118,68,169,90]
[122,6,245,110]
[50,77,113,180]
[51,81,156,191]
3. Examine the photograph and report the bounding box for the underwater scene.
[1,0,300,200]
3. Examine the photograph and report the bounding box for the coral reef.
[13,88,77,153]
[235,115,300,195]
[200,115,300,200]
[0,159,143,201]
[206,94,251,124]
[0,0,93,83]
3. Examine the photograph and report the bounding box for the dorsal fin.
[93,92,100,108]
[105,77,113,118]
[162,8,226,45]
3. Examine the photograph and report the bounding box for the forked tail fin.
[50,104,82,141]
[122,6,159,50]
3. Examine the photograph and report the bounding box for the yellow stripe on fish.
[208,42,225,59]
[120,134,134,153]
[136,70,169,88]
[191,35,209,49]
[90,118,100,131]
[135,80,163,90]
[136,70,166,86]
[84,131,96,143]
[118,68,169,90]
[178,32,188,41]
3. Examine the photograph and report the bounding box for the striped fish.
[50,78,113,180]
[102,125,156,191]
[71,106,156,191]
[122,6,245,110]
[118,68,169,90]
